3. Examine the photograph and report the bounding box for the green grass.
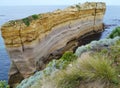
[40,41,120,88]
[47,51,77,69]
[17,51,77,88]
[32,14,39,20]
[22,14,40,26]
[19,40,120,88]
[22,18,30,26]
[0,81,10,88]
[109,27,120,38]
[81,55,117,82]
[50,54,118,88]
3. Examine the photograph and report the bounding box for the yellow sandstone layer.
[1,2,106,86]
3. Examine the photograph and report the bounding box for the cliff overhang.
[0,2,106,86]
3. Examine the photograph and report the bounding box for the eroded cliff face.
[1,2,106,86]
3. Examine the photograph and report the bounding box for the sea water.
[0,6,120,80]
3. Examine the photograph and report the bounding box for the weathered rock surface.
[1,2,106,86]
[17,37,120,88]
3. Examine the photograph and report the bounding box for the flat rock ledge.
[1,2,106,86]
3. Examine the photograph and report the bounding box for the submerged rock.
[0,2,106,86]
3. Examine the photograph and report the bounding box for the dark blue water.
[0,6,120,80]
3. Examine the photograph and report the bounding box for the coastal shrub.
[34,39,120,88]
[79,55,118,84]
[44,51,77,75]
[17,51,77,88]
[40,52,118,88]
[31,40,120,88]
[95,40,120,66]
[89,40,120,85]
[108,40,120,75]
[17,37,120,88]
[22,14,40,26]
[75,37,120,57]
[109,26,120,38]
[107,40,120,61]
[22,18,30,26]
[55,51,77,69]
[0,81,10,88]
[32,14,39,20]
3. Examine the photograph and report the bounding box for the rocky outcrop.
[1,2,106,86]
[17,37,120,88]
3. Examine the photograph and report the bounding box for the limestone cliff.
[16,37,120,88]
[1,2,106,86]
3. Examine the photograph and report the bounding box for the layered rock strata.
[1,2,106,86]
[17,37,120,88]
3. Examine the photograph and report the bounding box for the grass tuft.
[32,14,39,20]
[40,51,119,88]
[80,55,117,82]
[22,14,40,26]
[19,40,120,88]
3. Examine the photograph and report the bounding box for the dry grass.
[30,40,120,88]
[37,52,119,88]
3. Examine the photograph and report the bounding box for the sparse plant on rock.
[22,14,40,26]
[32,14,39,20]
[76,4,81,11]
[22,17,30,26]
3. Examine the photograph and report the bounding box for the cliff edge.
[0,2,106,86]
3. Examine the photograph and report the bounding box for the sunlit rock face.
[1,2,106,86]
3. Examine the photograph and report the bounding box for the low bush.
[22,14,40,26]
[22,18,30,26]
[40,52,119,88]
[32,14,39,20]
[0,81,10,88]
[75,37,120,57]
[17,38,120,88]
[109,26,120,38]
[40,40,120,88]
[17,51,77,88]
[55,51,77,69]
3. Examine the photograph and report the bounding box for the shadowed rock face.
[1,2,106,86]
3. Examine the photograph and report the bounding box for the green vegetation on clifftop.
[22,14,40,26]
[22,18,30,26]
[32,14,39,20]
